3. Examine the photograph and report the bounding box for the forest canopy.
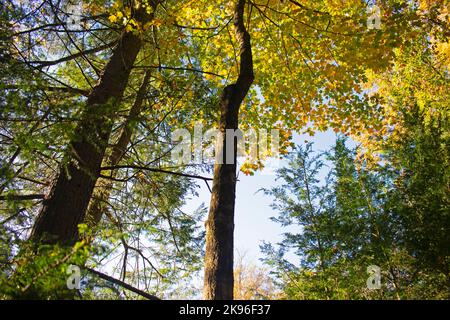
[0,0,448,300]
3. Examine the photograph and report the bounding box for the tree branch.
[100,165,213,181]
[84,267,161,300]
[28,40,117,67]
[135,65,224,78]
[3,84,90,96]
[0,194,45,201]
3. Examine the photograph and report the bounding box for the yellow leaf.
[153,18,163,27]
[125,24,134,32]
[108,14,118,23]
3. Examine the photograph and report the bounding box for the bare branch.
[28,41,117,67]
[85,267,161,300]
[0,194,45,201]
[101,165,213,181]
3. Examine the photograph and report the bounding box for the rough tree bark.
[30,3,157,245]
[84,70,152,227]
[203,0,254,300]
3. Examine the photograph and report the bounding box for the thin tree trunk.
[84,70,152,227]
[30,4,157,245]
[203,0,254,300]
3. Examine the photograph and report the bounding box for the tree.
[1,0,447,300]
[177,0,429,299]
[262,138,449,299]
[234,252,280,300]
[352,0,450,292]
[1,0,207,299]
[30,1,158,245]
[203,0,254,300]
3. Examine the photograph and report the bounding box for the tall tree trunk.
[30,4,156,245]
[84,70,152,227]
[203,0,254,300]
